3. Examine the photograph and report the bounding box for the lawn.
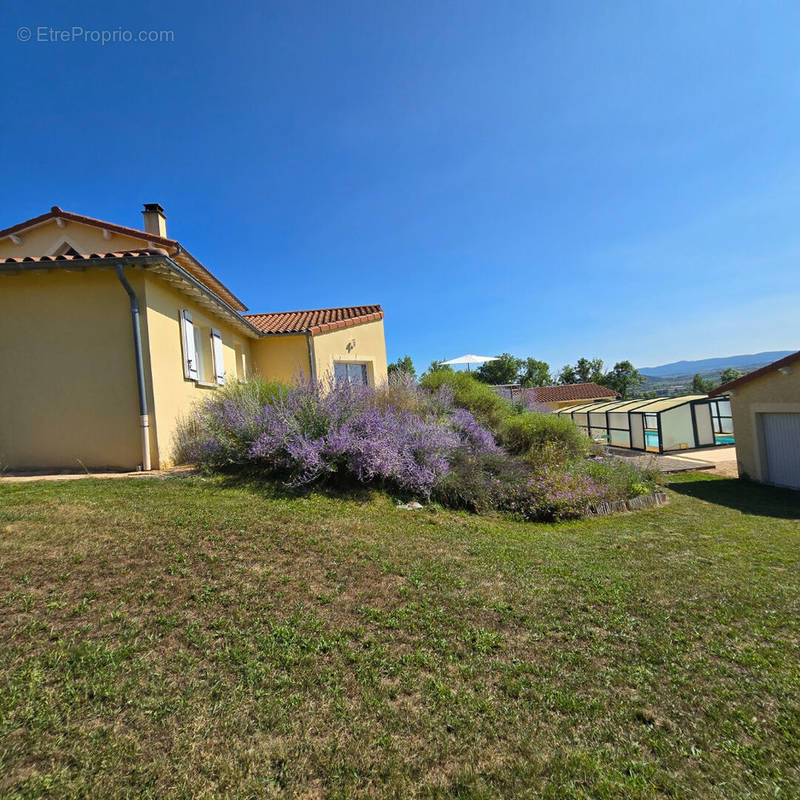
[0,473,798,799]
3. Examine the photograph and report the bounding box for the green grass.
[0,473,798,799]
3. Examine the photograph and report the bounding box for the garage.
[761,413,800,489]
[711,351,800,490]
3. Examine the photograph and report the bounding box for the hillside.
[637,350,794,395]
[639,351,793,378]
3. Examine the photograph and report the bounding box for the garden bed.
[176,373,662,521]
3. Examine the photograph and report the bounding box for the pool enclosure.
[555,395,733,453]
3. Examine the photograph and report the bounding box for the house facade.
[0,205,387,472]
[710,351,800,489]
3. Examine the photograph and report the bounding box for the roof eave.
[0,208,248,313]
[0,252,262,338]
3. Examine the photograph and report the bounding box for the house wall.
[311,319,388,386]
[0,218,149,259]
[249,335,311,383]
[0,268,143,469]
[141,274,254,467]
[727,368,800,482]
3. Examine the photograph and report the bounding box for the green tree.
[519,358,552,387]
[475,353,524,385]
[387,355,416,379]
[600,361,646,399]
[558,364,579,384]
[423,360,454,376]
[575,357,604,383]
[691,373,715,394]
[718,367,743,385]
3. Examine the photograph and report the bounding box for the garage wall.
[727,365,800,483]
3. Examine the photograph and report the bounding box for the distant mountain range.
[639,351,794,379]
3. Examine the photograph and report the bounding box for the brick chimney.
[141,203,167,238]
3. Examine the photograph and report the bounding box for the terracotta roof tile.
[524,382,618,403]
[243,305,384,335]
[1,250,163,265]
[709,350,800,396]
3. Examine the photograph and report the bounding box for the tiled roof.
[0,207,247,312]
[0,206,178,247]
[0,249,263,337]
[709,350,800,396]
[243,305,384,336]
[1,250,162,265]
[525,382,618,403]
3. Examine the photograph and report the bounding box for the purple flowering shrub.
[502,469,611,521]
[177,375,658,516]
[176,377,498,496]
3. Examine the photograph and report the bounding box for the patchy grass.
[0,473,798,799]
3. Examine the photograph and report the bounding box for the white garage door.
[762,413,800,489]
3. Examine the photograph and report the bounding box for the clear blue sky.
[3,1,799,372]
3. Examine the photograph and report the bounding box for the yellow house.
[710,351,800,489]
[0,204,388,472]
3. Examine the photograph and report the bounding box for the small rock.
[397,501,424,511]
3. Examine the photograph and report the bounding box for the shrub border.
[588,490,669,517]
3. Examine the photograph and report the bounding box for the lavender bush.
[176,374,659,516]
[176,376,497,497]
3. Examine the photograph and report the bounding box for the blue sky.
[3,0,799,372]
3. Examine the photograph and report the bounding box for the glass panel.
[334,363,349,385]
[334,363,369,386]
[349,364,368,386]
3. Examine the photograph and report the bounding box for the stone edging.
[589,490,669,517]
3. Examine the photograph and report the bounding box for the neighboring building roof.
[525,382,618,404]
[0,206,248,312]
[709,350,800,396]
[555,394,714,415]
[244,305,384,336]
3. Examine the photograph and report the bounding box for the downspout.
[115,264,152,471]
[305,332,317,385]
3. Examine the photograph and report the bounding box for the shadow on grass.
[212,468,388,505]
[668,475,800,519]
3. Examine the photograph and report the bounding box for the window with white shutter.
[180,310,199,380]
[211,328,225,385]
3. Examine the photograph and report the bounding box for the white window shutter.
[211,328,225,385]
[180,310,199,380]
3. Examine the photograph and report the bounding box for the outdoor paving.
[608,446,737,474]
[0,466,196,484]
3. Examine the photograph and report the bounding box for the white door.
[761,413,800,489]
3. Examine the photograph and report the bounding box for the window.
[211,328,225,385]
[334,362,369,386]
[235,343,247,379]
[181,310,223,385]
[180,310,199,380]
[644,413,658,430]
[193,325,207,380]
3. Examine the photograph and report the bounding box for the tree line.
[388,354,648,399]
[691,368,742,393]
